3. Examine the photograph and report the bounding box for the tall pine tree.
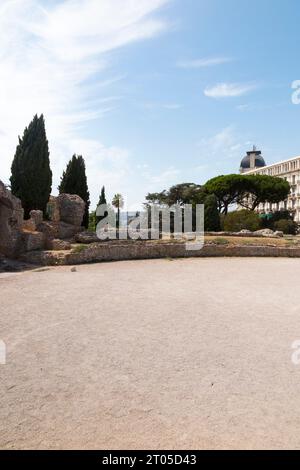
[10,114,52,218]
[58,155,90,228]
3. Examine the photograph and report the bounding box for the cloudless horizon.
[1,0,300,210]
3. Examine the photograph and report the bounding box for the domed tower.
[240,146,266,173]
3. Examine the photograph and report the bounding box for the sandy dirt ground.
[1,258,300,449]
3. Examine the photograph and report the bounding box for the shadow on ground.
[0,255,38,273]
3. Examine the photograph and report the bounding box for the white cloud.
[134,128,249,196]
[148,167,180,185]
[0,0,170,206]
[197,126,247,179]
[195,127,263,181]
[201,126,240,151]
[177,57,233,68]
[204,82,257,98]
[126,164,183,209]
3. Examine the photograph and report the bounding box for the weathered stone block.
[23,210,44,232]
[58,194,85,226]
[38,221,59,240]
[75,231,99,244]
[58,222,83,240]
[47,239,71,251]
[30,210,43,227]
[274,231,284,238]
[253,229,275,236]
[23,231,45,252]
[23,219,36,232]
[47,196,60,222]
[49,194,85,226]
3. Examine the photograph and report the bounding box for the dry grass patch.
[205,236,300,247]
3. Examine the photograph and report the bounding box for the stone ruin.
[0,180,85,259]
[0,180,24,257]
[38,194,85,249]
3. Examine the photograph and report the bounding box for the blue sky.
[1,0,300,209]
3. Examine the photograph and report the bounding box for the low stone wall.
[21,242,300,266]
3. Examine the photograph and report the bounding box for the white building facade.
[240,148,300,223]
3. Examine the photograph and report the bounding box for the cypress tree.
[58,155,90,228]
[10,114,52,219]
[204,194,221,232]
[98,186,107,206]
[96,186,107,224]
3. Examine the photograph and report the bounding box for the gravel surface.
[1,258,300,449]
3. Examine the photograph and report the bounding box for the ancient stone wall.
[21,241,300,266]
[0,181,86,258]
[65,243,300,264]
[0,181,24,257]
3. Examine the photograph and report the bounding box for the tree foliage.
[10,114,52,218]
[112,193,124,211]
[98,186,107,206]
[146,183,204,206]
[238,174,291,211]
[204,174,291,214]
[96,186,107,225]
[58,155,90,228]
[112,193,124,232]
[146,183,220,233]
[204,194,221,231]
[204,174,248,214]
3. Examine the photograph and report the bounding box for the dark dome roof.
[240,153,266,169]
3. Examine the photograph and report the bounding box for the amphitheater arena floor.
[1,257,300,449]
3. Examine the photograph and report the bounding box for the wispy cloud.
[0,0,170,206]
[236,101,286,112]
[195,126,265,180]
[143,102,182,110]
[177,57,233,69]
[236,104,252,111]
[197,126,246,167]
[163,103,182,110]
[148,167,180,185]
[204,82,257,99]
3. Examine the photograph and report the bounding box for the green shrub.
[223,210,261,232]
[260,210,294,229]
[72,244,88,254]
[274,219,298,235]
